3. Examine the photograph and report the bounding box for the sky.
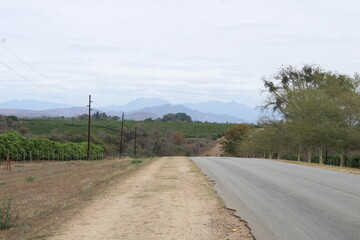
[0,0,359,108]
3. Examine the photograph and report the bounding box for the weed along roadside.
[0,157,152,240]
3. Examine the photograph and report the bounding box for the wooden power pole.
[119,112,124,158]
[87,95,92,160]
[134,126,137,157]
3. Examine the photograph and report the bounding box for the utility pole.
[134,126,137,157]
[87,95,92,160]
[119,112,124,158]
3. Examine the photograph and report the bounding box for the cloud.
[1,0,359,108]
[69,41,130,52]
[214,21,283,31]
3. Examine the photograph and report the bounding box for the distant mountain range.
[0,98,261,123]
[0,99,73,110]
[102,98,169,112]
[0,107,88,118]
[130,104,244,123]
[183,101,259,123]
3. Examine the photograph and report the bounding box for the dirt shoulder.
[262,158,360,175]
[202,138,223,157]
[48,157,253,240]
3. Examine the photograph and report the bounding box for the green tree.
[220,124,250,155]
[162,113,192,122]
[263,65,360,164]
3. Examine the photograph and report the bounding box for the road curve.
[192,157,360,240]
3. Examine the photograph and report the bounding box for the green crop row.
[0,131,104,161]
[19,118,234,138]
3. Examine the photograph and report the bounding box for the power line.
[0,59,84,107]
[0,42,85,105]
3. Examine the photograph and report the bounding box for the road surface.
[192,157,360,240]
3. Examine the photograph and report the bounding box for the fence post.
[4,150,11,173]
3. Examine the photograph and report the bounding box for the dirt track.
[48,157,252,240]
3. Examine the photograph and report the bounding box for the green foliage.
[17,118,233,138]
[3,117,237,158]
[0,130,105,162]
[253,65,360,167]
[0,198,15,230]
[92,111,120,121]
[221,124,250,155]
[162,113,192,122]
[25,176,34,182]
[130,159,143,164]
[280,154,302,161]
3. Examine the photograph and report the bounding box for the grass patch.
[0,182,6,186]
[130,194,151,199]
[25,176,35,182]
[131,159,143,165]
[0,198,16,230]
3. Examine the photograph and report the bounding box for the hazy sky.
[0,0,359,108]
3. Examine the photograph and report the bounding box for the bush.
[0,198,15,230]
[0,130,105,161]
[130,159,142,164]
[280,154,301,161]
[25,176,35,182]
[347,155,360,168]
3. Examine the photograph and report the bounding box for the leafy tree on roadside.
[220,124,250,155]
[262,65,360,164]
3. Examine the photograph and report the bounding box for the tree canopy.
[220,124,250,155]
[162,113,192,122]
[223,65,360,168]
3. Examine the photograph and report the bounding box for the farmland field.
[18,119,234,138]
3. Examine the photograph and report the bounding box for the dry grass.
[264,158,360,175]
[0,158,151,240]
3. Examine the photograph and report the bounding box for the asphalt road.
[192,157,360,240]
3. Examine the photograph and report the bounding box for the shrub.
[130,159,142,164]
[25,176,35,182]
[0,130,105,161]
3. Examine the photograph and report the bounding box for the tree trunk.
[340,152,345,167]
[319,146,323,165]
[277,153,281,160]
[307,148,312,163]
[297,146,302,162]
